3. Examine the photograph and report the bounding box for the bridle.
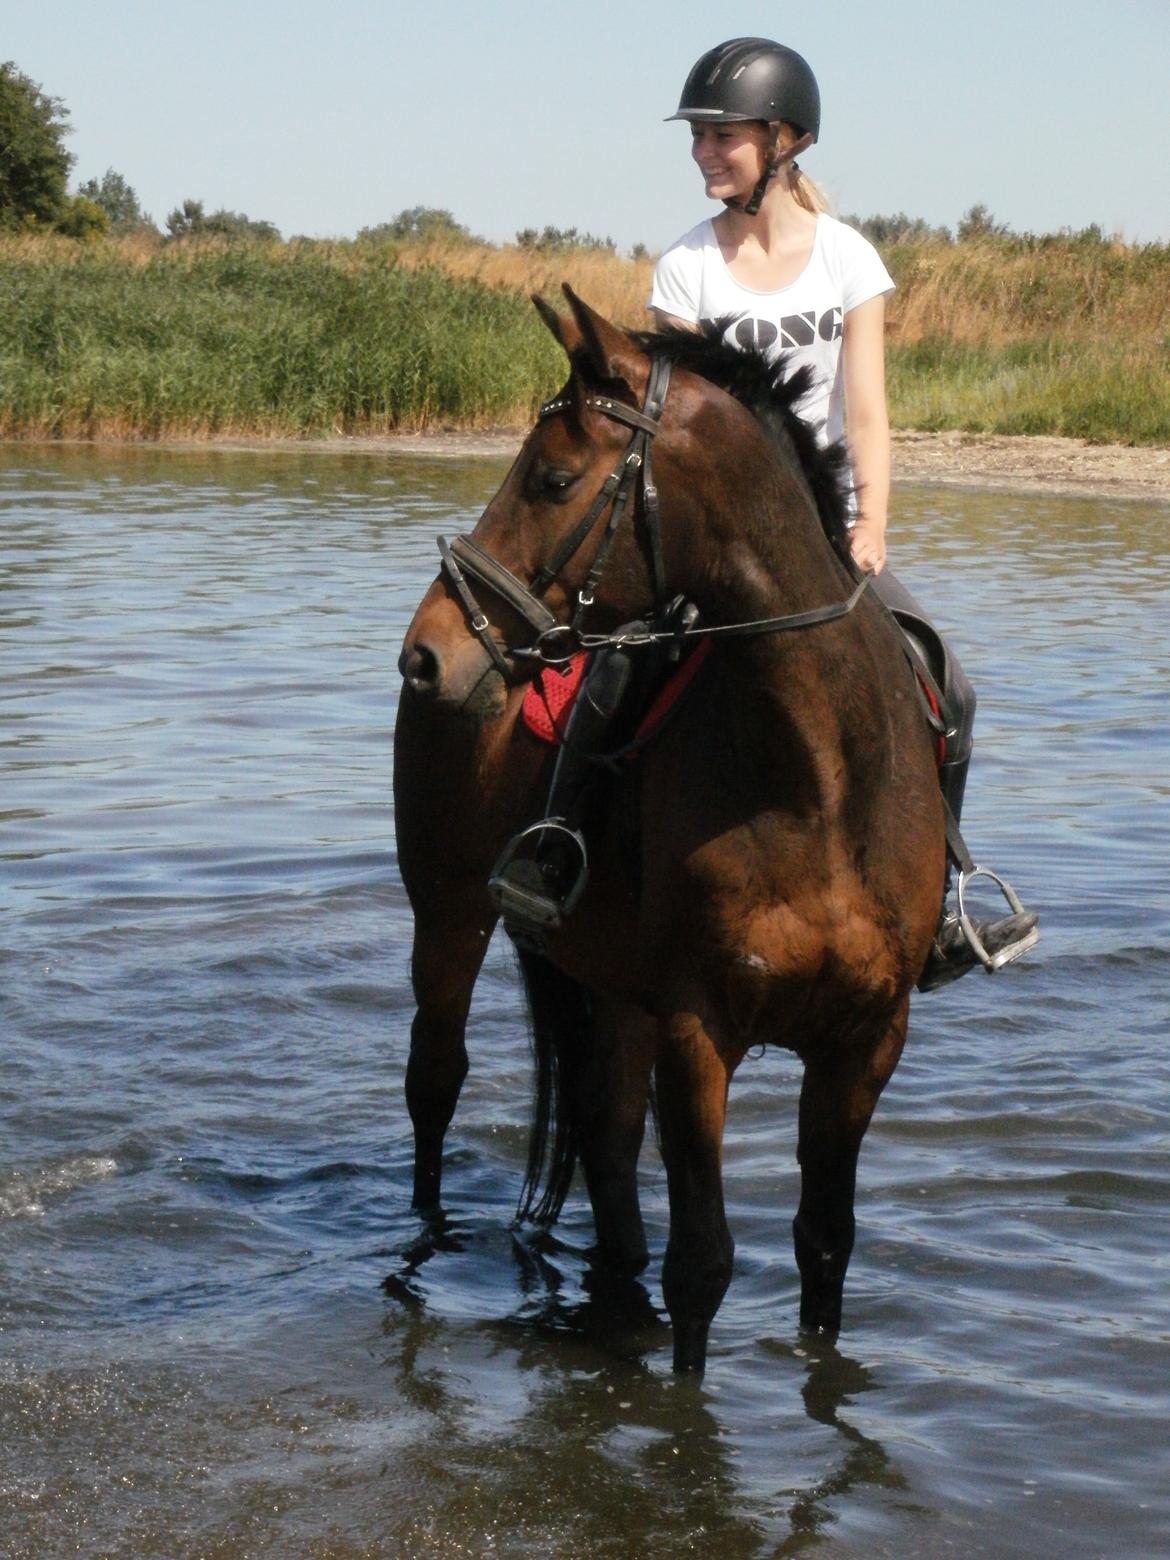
[436,354,671,681]
[434,351,871,679]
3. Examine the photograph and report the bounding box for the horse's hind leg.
[406,903,493,1211]
[793,1010,908,1335]
[576,997,656,1274]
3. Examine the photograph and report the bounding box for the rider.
[494,38,1037,990]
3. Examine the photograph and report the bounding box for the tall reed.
[0,239,567,439]
[1,230,1167,445]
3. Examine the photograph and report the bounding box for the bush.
[358,207,477,245]
[515,225,616,254]
[166,198,281,242]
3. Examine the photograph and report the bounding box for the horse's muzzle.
[398,631,507,719]
[398,639,441,697]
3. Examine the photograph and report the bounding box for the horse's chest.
[716,897,899,1050]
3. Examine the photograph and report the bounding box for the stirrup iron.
[955,866,1036,971]
[488,819,589,938]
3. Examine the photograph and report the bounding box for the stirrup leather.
[487,819,589,936]
[955,865,1035,971]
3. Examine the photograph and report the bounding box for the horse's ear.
[560,284,645,389]
[532,293,583,355]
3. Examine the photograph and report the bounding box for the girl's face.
[689,122,768,201]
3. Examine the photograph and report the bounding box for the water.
[1,444,1167,1559]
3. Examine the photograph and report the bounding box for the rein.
[515,571,872,665]
[436,352,872,675]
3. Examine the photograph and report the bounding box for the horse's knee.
[406,1014,468,1120]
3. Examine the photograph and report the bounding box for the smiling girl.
[650,38,893,575]
[650,39,1038,986]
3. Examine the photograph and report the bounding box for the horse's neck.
[698,466,854,660]
[693,473,884,786]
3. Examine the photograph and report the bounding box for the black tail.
[515,947,592,1226]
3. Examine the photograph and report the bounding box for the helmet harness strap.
[725,128,815,217]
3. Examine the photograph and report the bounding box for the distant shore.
[4,235,1169,457]
[54,426,1163,504]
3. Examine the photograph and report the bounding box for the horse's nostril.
[399,641,441,694]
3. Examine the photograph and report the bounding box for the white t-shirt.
[648,213,894,447]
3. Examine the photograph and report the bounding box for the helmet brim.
[664,108,760,123]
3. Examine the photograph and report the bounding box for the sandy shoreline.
[7,428,1169,502]
[365,427,1170,503]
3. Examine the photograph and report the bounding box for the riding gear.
[667,38,821,139]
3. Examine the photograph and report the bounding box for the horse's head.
[398,286,849,716]
[398,288,713,716]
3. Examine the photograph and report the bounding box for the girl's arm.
[651,307,700,332]
[842,293,891,574]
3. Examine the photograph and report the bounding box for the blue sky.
[7,0,1168,250]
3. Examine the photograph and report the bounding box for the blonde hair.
[772,121,830,215]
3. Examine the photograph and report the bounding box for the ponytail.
[774,121,831,215]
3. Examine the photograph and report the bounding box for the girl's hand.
[850,516,887,574]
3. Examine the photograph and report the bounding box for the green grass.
[0,244,566,438]
[886,335,1170,444]
[1,233,1168,446]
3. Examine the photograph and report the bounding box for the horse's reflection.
[768,1333,908,1553]
[380,1208,465,1310]
[381,1230,903,1553]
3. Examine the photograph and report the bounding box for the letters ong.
[733,308,844,353]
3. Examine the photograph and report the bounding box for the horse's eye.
[541,467,579,500]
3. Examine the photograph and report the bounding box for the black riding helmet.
[667,38,821,142]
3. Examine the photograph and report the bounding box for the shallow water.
[1,445,1167,1558]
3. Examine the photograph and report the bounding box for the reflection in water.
[379,1217,910,1557]
[779,1336,910,1553]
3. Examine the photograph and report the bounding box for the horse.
[394,287,944,1374]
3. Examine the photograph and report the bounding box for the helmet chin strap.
[723,130,815,217]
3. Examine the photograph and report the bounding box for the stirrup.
[955,866,1037,972]
[487,819,589,940]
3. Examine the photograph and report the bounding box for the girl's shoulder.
[658,218,718,262]
[814,214,895,298]
[815,213,880,259]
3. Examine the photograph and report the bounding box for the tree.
[165,197,281,242]
[78,167,152,232]
[55,193,109,239]
[358,206,475,244]
[956,203,1010,242]
[515,225,615,253]
[842,211,953,245]
[0,60,73,229]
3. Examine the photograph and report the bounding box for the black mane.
[630,319,854,563]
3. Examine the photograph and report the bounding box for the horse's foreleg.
[406,907,493,1211]
[793,1010,908,1335]
[656,1012,734,1374]
[576,998,656,1275]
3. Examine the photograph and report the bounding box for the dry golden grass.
[884,233,1170,346]
[383,239,655,326]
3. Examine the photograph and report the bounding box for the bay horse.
[394,287,943,1374]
